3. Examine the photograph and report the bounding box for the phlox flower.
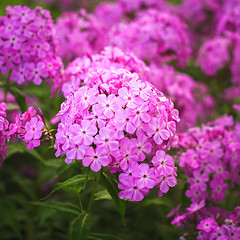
[156,173,177,194]
[210,179,228,202]
[115,109,136,134]
[86,104,106,128]
[26,138,41,150]
[152,150,174,175]
[24,117,44,142]
[128,79,152,101]
[118,162,138,183]
[118,178,149,202]
[55,125,74,151]
[147,117,170,145]
[197,218,218,233]
[132,163,155,189]
[125,102,150,128]
[116,138,138,171]
[98,94,117,119]
[94,127,119,152]
[75,86,97,110]
[82,146,110,172]
[72,120,98,146]
[185,185,208,203]
[66,145,87,163]
[200,141,224,162]
[186,200,205,213]
[20,106,36,124]
[118,87,143,109]
[188,171,209,192]
[134,133,152,161]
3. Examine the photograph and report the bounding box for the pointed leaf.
[139,198,172,207]
[70,212,92,240]
[88,233,121,240]
[100,173,125,218]
[42,174,90,200]
[94,190,111,201]
[0,201,21,238]
[31,201,81,215]
[9,87,26,112]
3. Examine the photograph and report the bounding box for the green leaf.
[31,201,81,215]
[0,201,21,238]
[6,103,19,111]
[69,212,92,240]
[38,207,58,225]
[88,233,121,240]
[5,143,24,159]
[94,190,111,200]
[42,174,90,200]
[139,198,173,208]
[100,173,125,218]
[9,87,26,112]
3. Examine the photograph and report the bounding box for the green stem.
[75,159,82,169]
[77,191,84,212]
[87,173,101,213]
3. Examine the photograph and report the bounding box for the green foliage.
[42,174,91,200]
[88,233,122,240]
[32,201,82,215]
[9,87,27,112]
[100,172,125,218]
[69,212,92,240]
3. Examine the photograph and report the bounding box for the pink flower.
[20,106,36,124]
[152,150,174,175]
[188,171,209,192]
[86,104,106,128]
[197,218,218,233]
[118,178,149,201]
[94,127,119,152]
[72,120,98,146]
[26,138,41,150]
[126,102,150,128]
[171,214,186,227]
[98,94,117,119]
[118,87,143,109]
[119,162,138,183]
[128,79,152,101]
[26,62,48,85]
[186,200,205,213]
[66,145,86,162]
[147,117,170,145]
[132,163,155,189]
[134,133,152,161]
[24,117,44,142]
[115,109,136,134]
[156,174,177,193]
[117,138,138,170]
[82,146,110,172]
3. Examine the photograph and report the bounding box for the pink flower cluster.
[9,106,45,151]
[109,9,191,67]
[148,65,214,131]
[55,68,179,201]
[197,37,231,76]
[0,102,10,166]
[178,115,240,204]
[196,0,240,89]
[0,5,63,86]
[55,9,108,60]
[171,204,240,240]
[61,46,149,97]
[117,0,165,12]
[0,104,45,166]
